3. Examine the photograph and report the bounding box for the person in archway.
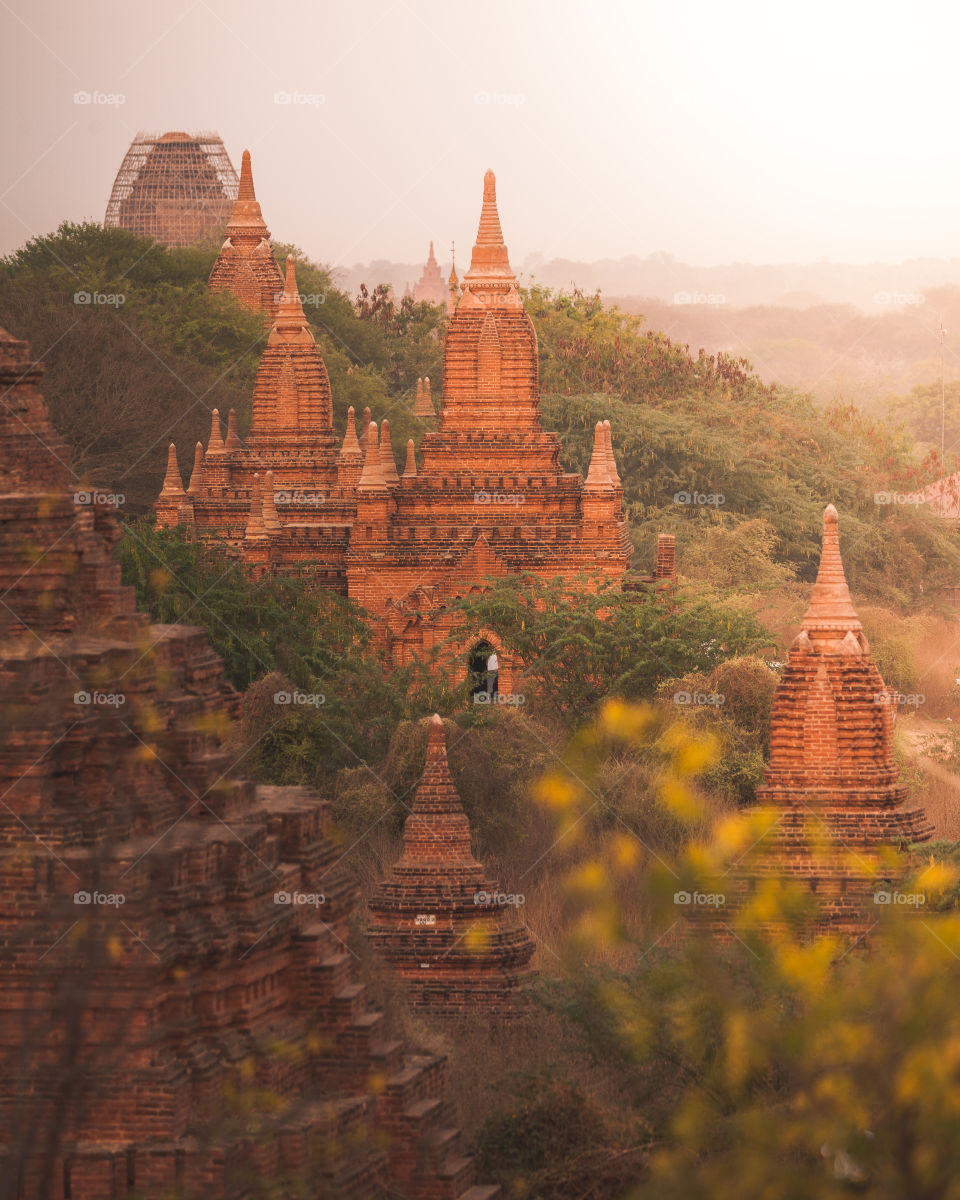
[486,649,499,697]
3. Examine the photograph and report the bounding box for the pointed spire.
[801,505,862,638]
[262,469,282,532]
[425,377,432,405]
[245,472,266,539]
[187,442,205,494]
[397,714,478,863]
[361,407,372,439]
[159,443,184,497]
[585,422,607,488]
[358,421,387,491]
[340,405,361,456]
[225,408,242,452]
[238,149,255,202]
[463,169,514,283]
[267,254,314,348]
[403,438,417,478]
[379,418,400,486]
[414,376,435,420]
[207,408,225,456]
[602,421,621,486]
[416,377,424,406]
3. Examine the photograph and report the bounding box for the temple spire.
[398,715,478,863]
[801,505,862,637]
[403,438,417,478]
[585,422,607,488]
[340,406,361,455]
[463,169,514,283]
[602,421,621,486]
[358,421,387,491]
[238,149,255,202]
[379,418,400,485]
[187,442,205,494]
[245,472,266,539]
[207,408,225,456]
[159,443,184,497]
[225,408,242,452]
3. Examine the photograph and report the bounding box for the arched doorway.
[468,639,494,699]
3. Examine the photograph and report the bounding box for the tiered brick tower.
[744,505,932,933]
[156,255,358,591]
[0,325,497,1200]
[367,716,535,1015]
[208,149,285,318]
[412,241,448,306]
[349,170,632,681]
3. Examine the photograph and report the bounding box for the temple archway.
[468,639,494,698]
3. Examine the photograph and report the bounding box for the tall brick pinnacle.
[602,421,621,487]
[208,148,283,317]
[403,439,417,477]
[584,422,607,489]
[379,418,400,486]
[245,471,266,539]
[273,254,310,339]
[801,503,862,641]
[463,169,512,283]
[225,408,242,451]
[367,715,536,1015]
[207,407,225,456]
[187,441,205,495]
[358,421,387,491]
[159,443,184,498]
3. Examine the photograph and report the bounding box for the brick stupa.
[208,148,285,318]
[367,716,535,1015]
[413,241,448,306]
[0,326,497,1199]
[741,504,932,933]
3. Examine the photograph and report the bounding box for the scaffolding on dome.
[104,131,239,248]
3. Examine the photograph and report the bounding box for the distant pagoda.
[412,241,448,306]
[105,131,238,247]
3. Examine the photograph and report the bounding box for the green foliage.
[449,573,768,729]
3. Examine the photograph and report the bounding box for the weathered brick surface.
[367,716,535,1015]
[0,326,497,1199]
[208,149,285,319]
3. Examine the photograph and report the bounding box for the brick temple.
[727,504,932,934]
[367,715,535,1015]
[207,148,285,319]
[0,325,498,1199]
[156,170,641,690]
[412,241,448,306]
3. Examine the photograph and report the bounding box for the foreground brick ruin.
[0,324,497,1199]
[367,715,535,1015]
[160,169,652,689]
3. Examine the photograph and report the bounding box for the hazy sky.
[2,0,959,269]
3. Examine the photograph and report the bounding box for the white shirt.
[486,653,499,672]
